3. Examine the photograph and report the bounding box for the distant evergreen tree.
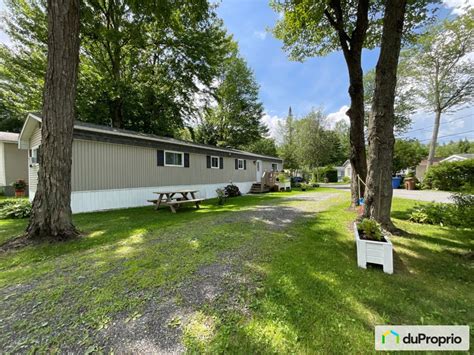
[278,107,299,172]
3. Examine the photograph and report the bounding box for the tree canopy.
[195,52,268,148]
[392,139,428,174]
[0,0,231,136]
[400,10,474,168]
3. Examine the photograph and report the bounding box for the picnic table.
[148,189,204,213]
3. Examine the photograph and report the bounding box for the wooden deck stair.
[249,182,270,193]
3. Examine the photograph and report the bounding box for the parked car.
[291,176,304,184]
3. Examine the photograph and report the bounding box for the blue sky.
[215,0,473,143]
[0,0,472,143]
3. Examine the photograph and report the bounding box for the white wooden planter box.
[354,222,393,274]
[276,181,291,191]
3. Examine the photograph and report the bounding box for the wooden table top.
[153,190,198,195]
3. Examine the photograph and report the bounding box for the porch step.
[249,183,270,193]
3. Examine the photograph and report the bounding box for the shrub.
[12,179,27,190]
[357,218,384,241]
[409,193,474,228]
[423,160,474,192]
[324,169,338,183]
[277,173,288,184]
[342,176,351,183]
[300,183,311,191]
[0,199,31,219]
[215,188,226,205]
[224,184,241,197]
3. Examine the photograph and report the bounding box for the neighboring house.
[335,166,346,182]
[440,153,474,163]
[415,158,442,181]
[18,114,282,213]
[0,131,28,196]
[342,160,352,180]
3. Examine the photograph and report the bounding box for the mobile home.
[18,114,282,213]
[0,132,28,196]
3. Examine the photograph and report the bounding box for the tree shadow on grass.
[0,195,338,353]
[183,207,473,353]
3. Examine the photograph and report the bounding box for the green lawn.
[0,189,472,353]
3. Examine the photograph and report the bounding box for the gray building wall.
[4,142,28,185]
[0,143,4,187]
[71,139,258,192]
[28,126,282,194]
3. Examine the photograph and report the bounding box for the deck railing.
[261,171,277,192]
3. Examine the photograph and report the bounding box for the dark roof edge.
[27,114,281,162]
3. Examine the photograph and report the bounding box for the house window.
[164,151,184,167]
[238,159,244,170]
[30,147,39,164]
[272,163,278,171]
[211,156,220,169]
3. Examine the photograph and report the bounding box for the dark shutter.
[244,160,247,170]
[157,150,164,166]
[37,146,41,164]
[184,153,190,168]
[235,158,238,170]
[207,155,211,168]
[219,157,224,169]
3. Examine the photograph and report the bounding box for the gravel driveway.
[0,191,339,354]
[320,184,454,203]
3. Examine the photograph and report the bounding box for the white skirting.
[70,181,255,213]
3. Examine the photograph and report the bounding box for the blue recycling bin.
[392,176,402,189]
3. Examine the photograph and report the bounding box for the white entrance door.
[256,160,262,182]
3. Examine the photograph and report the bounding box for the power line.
[418,129,474,142]
[403,114,473,135]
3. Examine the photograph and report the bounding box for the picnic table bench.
[148,189,204,213]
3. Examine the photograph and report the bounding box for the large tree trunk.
[426,109,441,170]
[346,57,368,206]
[364,0,407,231]
[26,0,80,240]
[325,0,369,207]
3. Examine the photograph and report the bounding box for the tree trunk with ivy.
[26,0,80,240]
[364,0,407,231]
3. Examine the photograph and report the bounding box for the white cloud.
[443,0,473,14]
[262,112,285,143]
[253,30,267,40]
[401,105,474,143]
[327,105,350,128]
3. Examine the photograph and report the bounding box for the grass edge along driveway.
[0,189,473,353]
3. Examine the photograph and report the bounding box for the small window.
[211,156,220,169]
[164,151,184,167]
[272,163,278,171]
[30,147,39,164]
[238,159,244,170]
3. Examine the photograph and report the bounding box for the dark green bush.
[423,159,474,192]
[224,184,241,197]
[0,199,31,219]
[325,169,338,183]
[409,192,474,228]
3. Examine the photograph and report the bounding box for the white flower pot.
[354,222,393,274]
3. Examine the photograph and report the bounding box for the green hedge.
[423,159,474,192]
[0,198,31,219]
[409,193,474,228]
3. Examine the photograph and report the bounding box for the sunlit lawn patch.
[0,189,472,353]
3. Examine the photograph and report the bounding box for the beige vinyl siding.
[72,139,258,192]
[4,142,28,185]
[28,126,42,194]
[262,160,280,173]
[0,143,5,186]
